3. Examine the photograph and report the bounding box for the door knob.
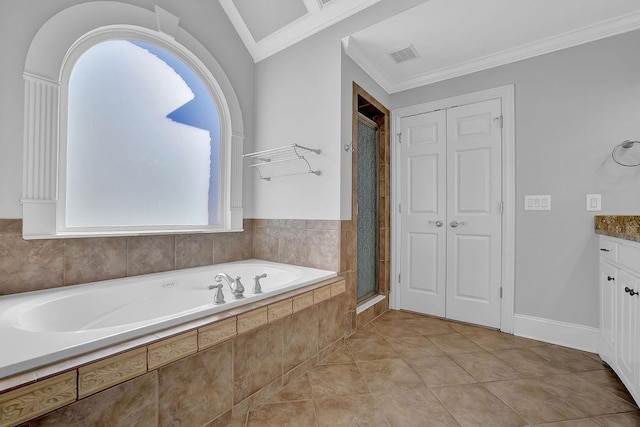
[450,220,466,228]
[428,220,443,227]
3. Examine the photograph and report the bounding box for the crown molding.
[342,35,393,93]
[347,9,640,94]
[220,0,381,63]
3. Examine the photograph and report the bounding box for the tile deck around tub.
[0,277,345,426]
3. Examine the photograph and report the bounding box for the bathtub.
[0,259,336,378]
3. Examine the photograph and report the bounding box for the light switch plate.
[586,194,601,211]
[524,195,551,211]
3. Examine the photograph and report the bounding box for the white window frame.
[22,3,244,239]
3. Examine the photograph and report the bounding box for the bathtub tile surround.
[126,235,176,277]
[158,340,233,426]
[0,219,254,296]
[253,219,340,272]
[595,215,640,242]
[1,279,346,426]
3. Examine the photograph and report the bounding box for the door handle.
[428,220,443,227]
[450,220,466,228]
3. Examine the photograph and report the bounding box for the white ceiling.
[344,0,640,93]
[219,0,382,62]
[220,0,640,93]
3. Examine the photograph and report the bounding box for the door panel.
[408,232,438,294]
[399,110,446,316]
[399,98,502,329]
[446,99,502,328]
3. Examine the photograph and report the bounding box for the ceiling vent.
[389,44,418,64]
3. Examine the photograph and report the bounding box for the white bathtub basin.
[0,260,336,378]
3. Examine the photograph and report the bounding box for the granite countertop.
[595,215,640,242]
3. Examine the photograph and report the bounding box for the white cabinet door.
[599,261,617,365]
[616,269,638,389]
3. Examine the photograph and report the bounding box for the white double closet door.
[399,99,503,329]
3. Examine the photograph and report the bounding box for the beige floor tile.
[376,388,460,427]
[307,363,370,398]
[432,383,528,426]
[317,346,354,365]
[357,358,423,394]
[448,321,496,335]
[385,335,445,359]
[464,330,544,351]
[485,378,586,424]
[347,323,381,340]
[492,348,572,377]
[534,373,638,417]
[403,316,456,336]
[267,374,312,403]
[573,370,638,405]
[450,351,522,382]
[373,316,424,337]
[532,419,601,426]
[528,345,606,372]
[592,411,640,426]
[428,333,485,355]
[346,336,399,361]
[406,355,477,388]
[314,395,389,427]
[246,400,316,427]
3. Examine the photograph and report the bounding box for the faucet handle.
[209,283,225,305]
[253,273,267,294]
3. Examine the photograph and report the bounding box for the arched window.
[22,4,244,238]
[65,40,221,228]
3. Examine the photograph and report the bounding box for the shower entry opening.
[353,84,390,306]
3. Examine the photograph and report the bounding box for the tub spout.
[215,273,245,299]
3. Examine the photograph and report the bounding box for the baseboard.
[513,314,599,353]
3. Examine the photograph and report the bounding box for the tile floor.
[230,310,640,427]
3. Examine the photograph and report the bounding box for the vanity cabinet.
[599,236,640,404]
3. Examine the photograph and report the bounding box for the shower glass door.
[356,116,379,302]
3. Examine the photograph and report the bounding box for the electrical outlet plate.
[586,194,601,211]
[524,195,551,211]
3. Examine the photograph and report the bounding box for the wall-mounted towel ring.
[612,140,640,167]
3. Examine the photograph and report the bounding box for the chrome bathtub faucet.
[253,273,267,294]
[208,283,225,304]
[215,273,245,299]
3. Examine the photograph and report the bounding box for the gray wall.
[0,0,255,218]
[391,30,640,327]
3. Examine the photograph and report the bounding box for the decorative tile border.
[198,317,237,350]
[268,299,292,322]
[237,307,268,334]
[78,348,147,398]
[0,277,345,426]
[148,331,198,370]
[292,292,314,313]
[0,371,76,427]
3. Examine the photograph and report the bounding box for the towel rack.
[612,140,640,167]
[243,144,321,181]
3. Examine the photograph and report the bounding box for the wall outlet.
[586,194,601,211]
[524,195,551,211]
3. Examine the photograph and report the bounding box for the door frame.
[390,84,515,333]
